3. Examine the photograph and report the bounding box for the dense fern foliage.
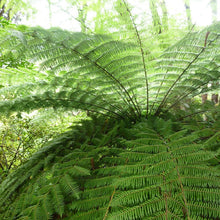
[0,117,219,219]
[0,9,220,220]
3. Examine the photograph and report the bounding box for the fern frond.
[50,184,65,216]
[0,27,149,119]
[152,25,220,114]
[121,0,149,115]
[1,116,220,219]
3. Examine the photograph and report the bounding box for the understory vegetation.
[0,0,219,219]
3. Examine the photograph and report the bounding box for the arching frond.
[1,23,220,118]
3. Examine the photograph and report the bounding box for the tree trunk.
[0,4,5,18]
[94,0,104,33]
[0,3,12,20]
[210,0,217,22]
[211,82,219,104]
[210,0,219,104]
[183,0,192,29]
[211,94,219,104]
[202,94,208,104]
[159,0,168,31]
[47,0,52,27]
[78,3,88,33]
[149,0,162,34]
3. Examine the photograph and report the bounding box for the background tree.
[159,0,168,31]
[210,0,217,22]
[210,0,219,104]
[64,0,89,33]
[201,0,219,104]
[183,0,192,29]
[149,0,162,34]
[0,0,33,22]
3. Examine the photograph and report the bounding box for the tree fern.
[0,5,220,220]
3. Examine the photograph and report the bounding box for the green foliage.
[0,18,32,68]
[0,117,219,219]
[0,1,220,219]
[0,0,33,21]
[0,111,83,180]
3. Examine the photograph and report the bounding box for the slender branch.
[0,130,9,170]
[8,140,22,171]
[175,166,190,220]
[80,88,136,120]
[59,4,93,33]
[0,162,4,170]
[98,89,134,119]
